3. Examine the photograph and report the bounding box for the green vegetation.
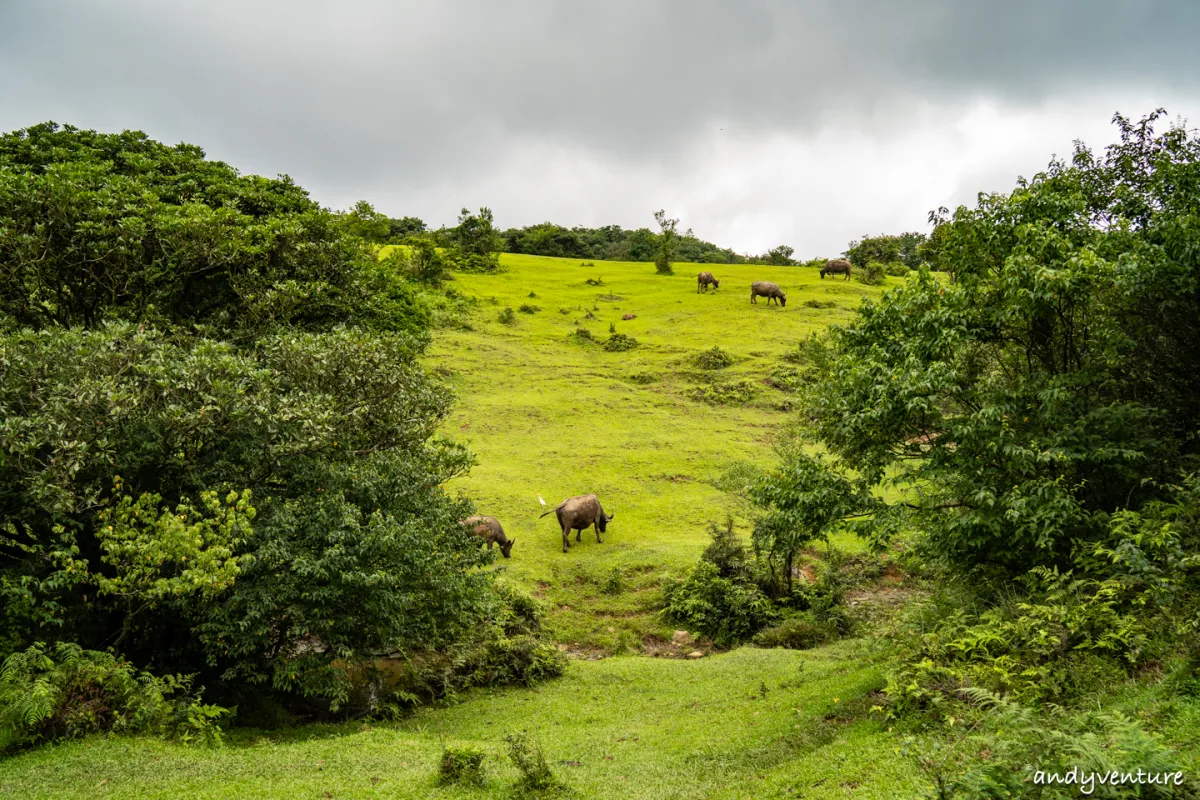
[0,124,555,746]
[5,110,1200,799]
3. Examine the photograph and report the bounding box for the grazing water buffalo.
[539,494,614,553]
[750,281,787,307]
[463,515,514,558]
[697,272,720,292]
[820,259,852,280]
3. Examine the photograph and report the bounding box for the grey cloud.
[2,0,1197,244]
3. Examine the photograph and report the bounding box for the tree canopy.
[0,123,494,708]
[756,110,1200,577]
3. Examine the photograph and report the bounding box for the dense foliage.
[0,642,227,752]
[0,123,510,725]
[764,110,1200,577]
[753,109,1200,791]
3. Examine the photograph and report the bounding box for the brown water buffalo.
[697,272,720,292]
[539,494,614,553]
[750,281,786,306]
[820,259,852,280]
[463,515,514,558]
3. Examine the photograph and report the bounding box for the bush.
[505,731,564,794]
[853,260,888,286]
[609,322,616,333]
[695,346,734,370]
[438,746,486,787]
[803,299,837,309]
[700,517,753,582]
[518,303,540,314]
[661,561,779,646]
[905,689,1198,799]
[628,371,657,385]
[603,333,639,352]
[886,263,910,277]
[601,567,625,596]
[690,379,756,405]
[573,327,594,342]
[0,643,228,753]
[753,613,836,650]
[498,307,517,325]
[767,364,804,392]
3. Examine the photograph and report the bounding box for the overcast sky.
[3,0,1198,257]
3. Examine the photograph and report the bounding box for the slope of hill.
[427,254,901,651]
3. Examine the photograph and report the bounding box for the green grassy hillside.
[429,254,900,651]
[0,643,922,799]
[0,255,923,799]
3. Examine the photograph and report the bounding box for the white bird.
[538,494,547,507]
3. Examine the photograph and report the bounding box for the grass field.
[0,643,924,799]
[427,254,900,651]
[0,255,924,799]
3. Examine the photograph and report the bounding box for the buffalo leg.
[576,528,582,542]
[595,523,602,543]
[562,525,570,553]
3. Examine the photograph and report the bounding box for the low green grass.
[0,255,928,798]
[429,254,901,650]
[0,643,924,799]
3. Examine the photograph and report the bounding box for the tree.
[766,245,795,266]
[757,110,1200,578]
[387,215,427,242]
[454,207,502,257]
[0,123,496,709]
[340,200,391,244]
[653,209,680,275]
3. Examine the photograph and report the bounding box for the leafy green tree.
[653,209,680,275]
[0,123,497,709]
[766,245,795,266]
[757,110,1200,578]
[387,215,427,242]
[340,200,391,244]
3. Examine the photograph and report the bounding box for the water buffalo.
[462,515,514,558]
[697,272,720,293]
[539,494,614,553]
[820,259,852,280]
[750,281,787,307]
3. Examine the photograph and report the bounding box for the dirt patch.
[881,563,906,585]
[845,587,916,608]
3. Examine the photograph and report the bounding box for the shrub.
[690,379,756,405]
[601,567,625,595]
[518,304,540,314]
[573,327,594,342]
[498,307,517,325]
[603,333,639,352]
[585,277,605,286]
[438,746,486,787]
[558,308,571,315]
[803,299,837,309]
[905,689,1198,799]
[580,261,594,267]
[0,643,228,753]
[886,263,910,277]
[695,346,734,370]
[661,561,779,646]
[853,260,888,285]
[527,291,538,298]
[609,322,616,333]
[767,364,804,392]
[628,371,657,385]
[505,731,564,794]
[753,613,836,650]
[700,517,753,582]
